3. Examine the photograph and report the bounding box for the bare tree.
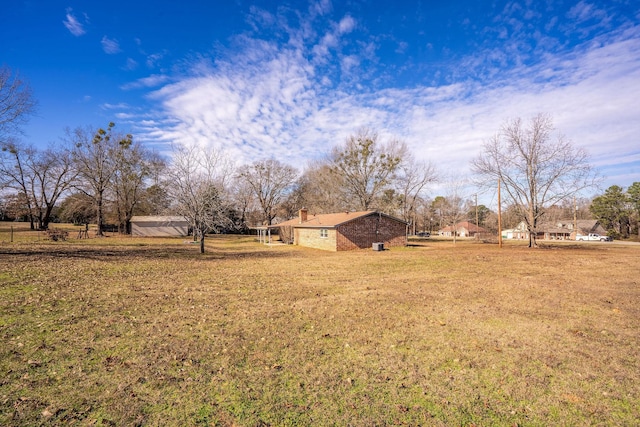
[416,196,437,233]
[111,141,157,233]
[168,144,231,254]
[2,191,31,221]
[328,129,403,211]
[472,114,599,248]
[0,139,36,228]
[0,66,37,143]
[438,179,469,245]
[70,122,132,236]
[1,140,77,229]
[237,159,298,226]
[30,145,77,229]
[228,177,259,229]
[395,156,437,232]
[135,153,170,216]
[292,163,346,214]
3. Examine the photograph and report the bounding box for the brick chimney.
[299,208,308,223]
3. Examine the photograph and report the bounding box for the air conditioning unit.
[372,242,384,251]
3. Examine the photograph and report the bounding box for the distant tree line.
[3,64,636,248]
[0,125,438,240]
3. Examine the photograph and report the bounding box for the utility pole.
[573,196,578,240]
[475,193,479,239]
[497,179,503,248]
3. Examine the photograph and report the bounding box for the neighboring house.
[130,216,189,237]
[574,220,607,237]
[271,209,407,251]
[504,219,607,240]
[438,221,487,237]
[502,221,530,240]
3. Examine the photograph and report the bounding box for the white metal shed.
[130,216,189,237]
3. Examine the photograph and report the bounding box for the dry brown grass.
[1,228,639,426]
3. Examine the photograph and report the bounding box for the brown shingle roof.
[272,210,406,228]
[536,219,602,234]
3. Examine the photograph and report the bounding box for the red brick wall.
[336,214,407,251]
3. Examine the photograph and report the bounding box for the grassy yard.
[1,226,639,426]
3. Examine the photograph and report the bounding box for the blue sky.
[2,0,640,201]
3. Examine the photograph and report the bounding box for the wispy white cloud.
[121,74,170,90]
[565,1,613,38]
[123,58,138,71]
[338,15,356,33]
[128,6,640,195]
[115,112,137,119]
[312,15,357,63]
[145,43,318,160]
[395,41,408,54]
[131,37,167,69]
[145,52,166,69]
[101,102,130,110]
[101,36,121,54]
[63,8,86,36]
[310,0,332,17]
[567,1,610,25]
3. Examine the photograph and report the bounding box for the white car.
[576,233,612,241]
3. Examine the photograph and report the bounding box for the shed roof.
[130,216,188,223]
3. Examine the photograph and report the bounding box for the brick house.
[272,209,408,251]
[503,219,607,240]
[438,221,488,238]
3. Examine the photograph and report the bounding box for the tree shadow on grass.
[536,243,606,251]
[0,244,297,262]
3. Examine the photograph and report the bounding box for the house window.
[320,229,328,238]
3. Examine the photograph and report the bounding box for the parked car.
[416,232,431,238]
[576,233,612,241]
